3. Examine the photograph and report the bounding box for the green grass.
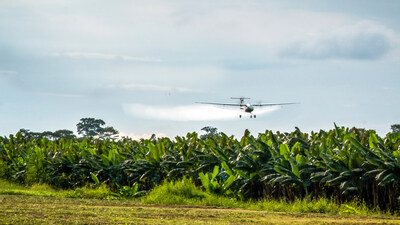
[1,194,399,225]
[0,179,117,199]
[0,179,58,197]
[142,179,383,216]
[0,178,392,216]
[0,179,399,224]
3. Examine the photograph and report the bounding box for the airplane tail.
[231,97,250,105]
[230,97,250,99]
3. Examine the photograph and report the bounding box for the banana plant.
[198,164,238,195]
[1,126,400,211]
[234,138,275,200]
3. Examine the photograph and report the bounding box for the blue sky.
[1,0,399,139]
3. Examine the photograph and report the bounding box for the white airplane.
[196,97,297,118]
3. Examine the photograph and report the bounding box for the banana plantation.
[1,125,400,212]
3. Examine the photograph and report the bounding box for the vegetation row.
[1,124,400,212]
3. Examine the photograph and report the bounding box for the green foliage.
[0,180,58,197]
[18,128,76,140]
[143,179,209,205]
[391,124,400,133]
[76,118,119,139]
[90,172,100,186]
[0,159,7,177]
[200,126,221,140]
[114,183,142,198]
[1,125,400,212]
[69,183,115,199]
[0,178,382,216]
[199,164,238,195]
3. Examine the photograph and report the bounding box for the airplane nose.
[245,105,254,112]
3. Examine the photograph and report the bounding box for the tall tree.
[200,126,220,140]
[76,118,118,139]
[18,128,32,137]
[391,124,400,133]
[76,118,106,138]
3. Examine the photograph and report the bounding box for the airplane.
[196,97,297,118]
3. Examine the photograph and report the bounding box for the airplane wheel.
[239,115,242,118]
[254,115,256,118]
[250,115,253,118]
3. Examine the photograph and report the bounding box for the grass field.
[1,194,400,225]
[1,179,399,224]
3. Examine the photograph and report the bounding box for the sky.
[1,0,399,139]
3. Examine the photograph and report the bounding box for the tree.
[98,126,119,140]
[76,118,105,138]
[76,118,119,139]
[40,131,54,139]
[19,129,32,137]
[391,124,400,133]
[200,126,220,140]
[18,129,76,140]
[18,129,48,139]
[53,129,76,140]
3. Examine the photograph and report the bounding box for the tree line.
[18,118,119,140]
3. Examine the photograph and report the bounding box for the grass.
[1,194,399,224]
[0,179,58,197]
[0,178,397,224]
[0,179,117,199]
[0,178,388,215]
[142,179,386,216]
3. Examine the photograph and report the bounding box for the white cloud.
[156,3,352,47]
[94,64,226,88]
[122,104,280,121]
[280,21,395,60]
[0,70,18,75]
[5,1,396,61]
[52,52,162,62]
[39,92,83,98]
[102,83,203,93]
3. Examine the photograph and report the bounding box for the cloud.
[280,21,394,60]
[0,70,18,75]
[52,52,162,62]
[38,92,84,98]
[100,83,204,93]
[122,104,280,121]
[0,70,28,90]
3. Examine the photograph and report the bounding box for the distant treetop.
[76,118,119,139]
[391,124,400,133]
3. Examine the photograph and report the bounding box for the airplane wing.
[195,102,240,107]
[252,102,298,107]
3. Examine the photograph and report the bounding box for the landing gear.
[239,114,256,118]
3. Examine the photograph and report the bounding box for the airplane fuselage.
[241,104,254,113]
